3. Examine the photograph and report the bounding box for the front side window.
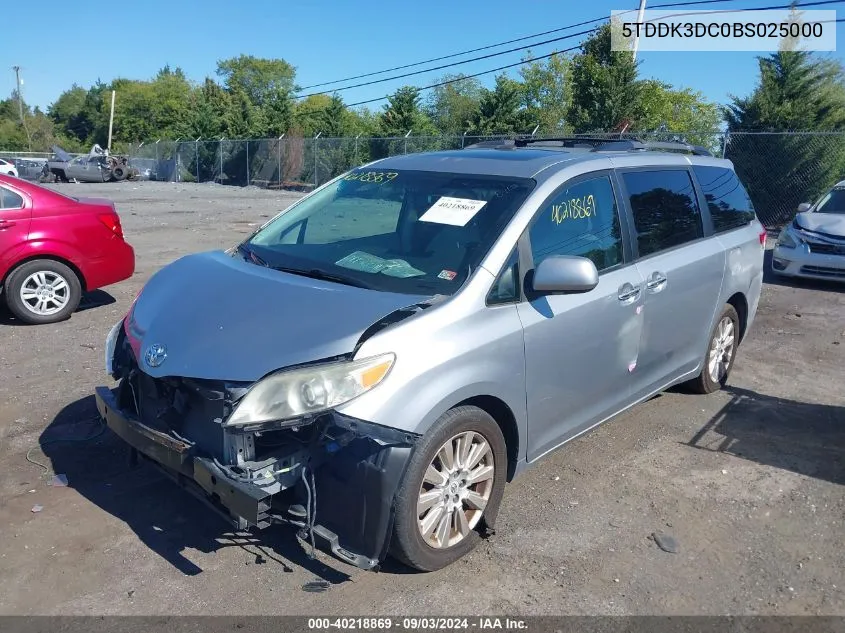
[528,174,623,271]
[246,169,535,296]
[692,166,756,231]
[622,170,703,258]
[0,186,23,210]
[814,186,845,214]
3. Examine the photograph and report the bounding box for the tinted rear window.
[622,169,703,258]
[692,166,756,232]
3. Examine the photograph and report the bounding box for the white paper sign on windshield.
[419,197,487,227]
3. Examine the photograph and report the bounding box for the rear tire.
[4,259,82,325]
[390,405,507,571]
[687,304,740,394]
[112,166,127,181]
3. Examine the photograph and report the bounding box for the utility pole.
[12,66,24,122]
[632,0,647,62]
[12,65,32,152]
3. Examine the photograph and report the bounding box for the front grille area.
[114,335,250,460]
[800,265,845,278]
[807,241,845,256]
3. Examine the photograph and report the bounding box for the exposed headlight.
[776,228,799,249]
[104,319,123,376]
[224,353,396,427]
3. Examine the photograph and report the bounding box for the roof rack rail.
[508,136,713,157]
[641,141,713,157]
[464,139,516,149]
[464,136,713,156]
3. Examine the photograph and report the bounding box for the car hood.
[795,212,845,238]
[125,250,429,382]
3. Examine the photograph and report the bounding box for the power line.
[296,1,845,115]
[298,0,744,92]
[295,28,595,99]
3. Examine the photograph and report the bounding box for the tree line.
[2,25,730,153]
[3,23,845,225]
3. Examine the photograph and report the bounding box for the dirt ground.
[0,181,842,616]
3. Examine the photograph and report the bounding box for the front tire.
[687,304,740,394]
[4,259,82,325]
[390,406,507,571]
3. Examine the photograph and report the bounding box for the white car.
[0,158,18,178]
[772,180,845,281]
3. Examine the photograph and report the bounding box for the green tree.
[635,80,721,148]
[379,86,436,137]
[425,74,484,134]
[216,55,297,106]
[725,50,845,225]
[568,23,640,132]
[469,75,530,135]
[520,53,572,134]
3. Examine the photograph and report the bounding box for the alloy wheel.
[416,431,495,549]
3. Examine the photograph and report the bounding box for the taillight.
[759,228,767,247]
[98,213,124,239]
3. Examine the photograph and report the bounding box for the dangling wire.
[301,465,317,559]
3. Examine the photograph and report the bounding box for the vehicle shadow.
[38,394,356,585]
[763,248,845,292]
[686,385,845,486]
[0,290,116,325]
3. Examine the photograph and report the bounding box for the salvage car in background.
[43,145,137,183]
[9,157,47,181]
[773,179,845,281]
[0,174,135,324]
[96,138,764,572]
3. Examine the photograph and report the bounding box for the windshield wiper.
[271,266,371,289]
[237,243,268,267]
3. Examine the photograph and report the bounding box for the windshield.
[245,168,535,295]
[815,187,845,214]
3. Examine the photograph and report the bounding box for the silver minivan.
[96,138,765,571]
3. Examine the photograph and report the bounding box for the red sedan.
[0,175,135,324]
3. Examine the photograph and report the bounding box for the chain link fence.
[723,132,845,228]
[7,131,845,228]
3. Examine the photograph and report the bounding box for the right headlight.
[224,353,396,428]
[776,227,799,249]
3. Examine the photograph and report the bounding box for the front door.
[0,184,32,276]
[517,171,644,463]
[617,168,726,399]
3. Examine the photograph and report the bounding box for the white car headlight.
[776,227,799,249]
[104,319,124,376]
[225,353,396,427]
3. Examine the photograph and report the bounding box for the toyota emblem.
[144,343,168,368]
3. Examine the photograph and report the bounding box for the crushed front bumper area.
[94,385,419,570]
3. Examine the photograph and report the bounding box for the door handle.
[646,271,668,292]
[618,282,641,304]
[0,219,15,229]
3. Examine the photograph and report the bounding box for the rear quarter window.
[692,166,756,233]
[0,186,24,209]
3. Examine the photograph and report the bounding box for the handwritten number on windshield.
[344,171,399,184]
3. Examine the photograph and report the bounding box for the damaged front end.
[94,327,420,570]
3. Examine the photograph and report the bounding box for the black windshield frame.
[243,169,536,296]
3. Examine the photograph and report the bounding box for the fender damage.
[94,297,440,570]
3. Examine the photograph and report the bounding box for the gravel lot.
[0,181,842,616]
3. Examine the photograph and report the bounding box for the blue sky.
[3,0,844,119]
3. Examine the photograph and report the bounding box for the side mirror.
[797,202,812,213]
[530,255,599,295]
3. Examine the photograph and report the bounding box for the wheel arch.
[726,291,748,344]
[2,254,87,293]
[454,395,520,482]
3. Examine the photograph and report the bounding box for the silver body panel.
[123,148,765,476]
